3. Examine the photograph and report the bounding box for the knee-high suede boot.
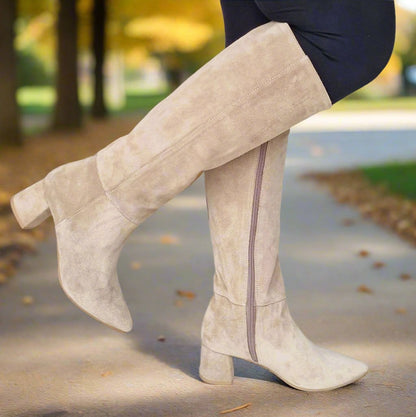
[199,131,368,391]
[11,22,331,333]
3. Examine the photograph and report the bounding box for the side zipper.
[246,141,268,362]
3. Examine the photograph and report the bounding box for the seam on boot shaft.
[100,56,314,197]
[213,290,287,308]
[54,54,316,227]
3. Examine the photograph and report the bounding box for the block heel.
[10,179,51,229]
[199,345,234,385]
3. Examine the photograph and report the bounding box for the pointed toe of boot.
[58,268,134,333]
[329,351,369,388]
[304,346,368,391]
[53,189,137,332]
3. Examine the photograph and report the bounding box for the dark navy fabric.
[220,0,396,103]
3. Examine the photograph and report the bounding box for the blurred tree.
[17,49,52,86]
[108,0,224,90]
[53,0,82,130]
[91,0,107,118]
[0,0,21,146]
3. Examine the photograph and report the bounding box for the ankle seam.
[214,291,286,307]
[95,154,139,225]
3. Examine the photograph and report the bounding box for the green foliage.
[17,48,53,87]
[362,160,416,200]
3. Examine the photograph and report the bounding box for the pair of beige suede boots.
[11,22,368,391]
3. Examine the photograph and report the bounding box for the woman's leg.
[200,129,368,390]
[254,0,396,103]
[199,1,368,391]
[11,22,331,332]
[220,0,270,46]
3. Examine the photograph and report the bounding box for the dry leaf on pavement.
[357,285,373,294]
[174,299,184,307]
[130,261,142,270]
[176,289,196,299]
[400,273,411,281]
[21,295,34,305]
[160,234,180,245]
[341,218,356,226]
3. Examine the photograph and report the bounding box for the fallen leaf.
[358,250,370,258]
[174,299,184,307]
[400,273,411,281]
[2,263,16,277]
[341,218,356,226]
[157,335,166,342]
[5,250,22,265]
[12,233,37,252]
[220,403,252,415]
[0,218,10,233]
[395,308,407,315]
[101,370,113,377]
[0,190,11,206]
[176,289,196,299]
[22,295,34,305]
[31,229,46,241]
[160,234,180,245]
[357,285,373,294]
[0,272,7,284]
[130,261,142,270]
[372,261,385,269]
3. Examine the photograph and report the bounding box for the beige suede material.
[199,345,234,385]
[10,179,51,229]
[200,128,368,390]
[54,192,135,332]
[96,22,331,224]
[255,300,368,390]
[11,22,332,332]
[44,156,103,224]
[201,294,252,360]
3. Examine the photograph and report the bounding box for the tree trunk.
[91,0,108,118]
[53,0,82,130]
[0,0,21,146]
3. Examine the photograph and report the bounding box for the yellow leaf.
[160,234,180,245]
[22,295,34,305]
[357,285,373,294]
[130,261,142,270]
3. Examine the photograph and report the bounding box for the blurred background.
[0,0,415,145]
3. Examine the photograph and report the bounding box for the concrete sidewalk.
[1,128,415,417]
[294,110,416,132]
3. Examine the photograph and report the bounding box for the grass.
[18,85,169,116]
[19,86,416,116]
[332,96,416,112]
[361,160,416,200]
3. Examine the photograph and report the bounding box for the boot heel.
[10,179,51,229]
[199,345,234,385]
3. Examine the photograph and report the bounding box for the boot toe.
[312,346,368,390]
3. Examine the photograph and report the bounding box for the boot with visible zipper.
[199,130,368,391]
[10,22,331,333]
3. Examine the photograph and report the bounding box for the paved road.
[1,123,416,417]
